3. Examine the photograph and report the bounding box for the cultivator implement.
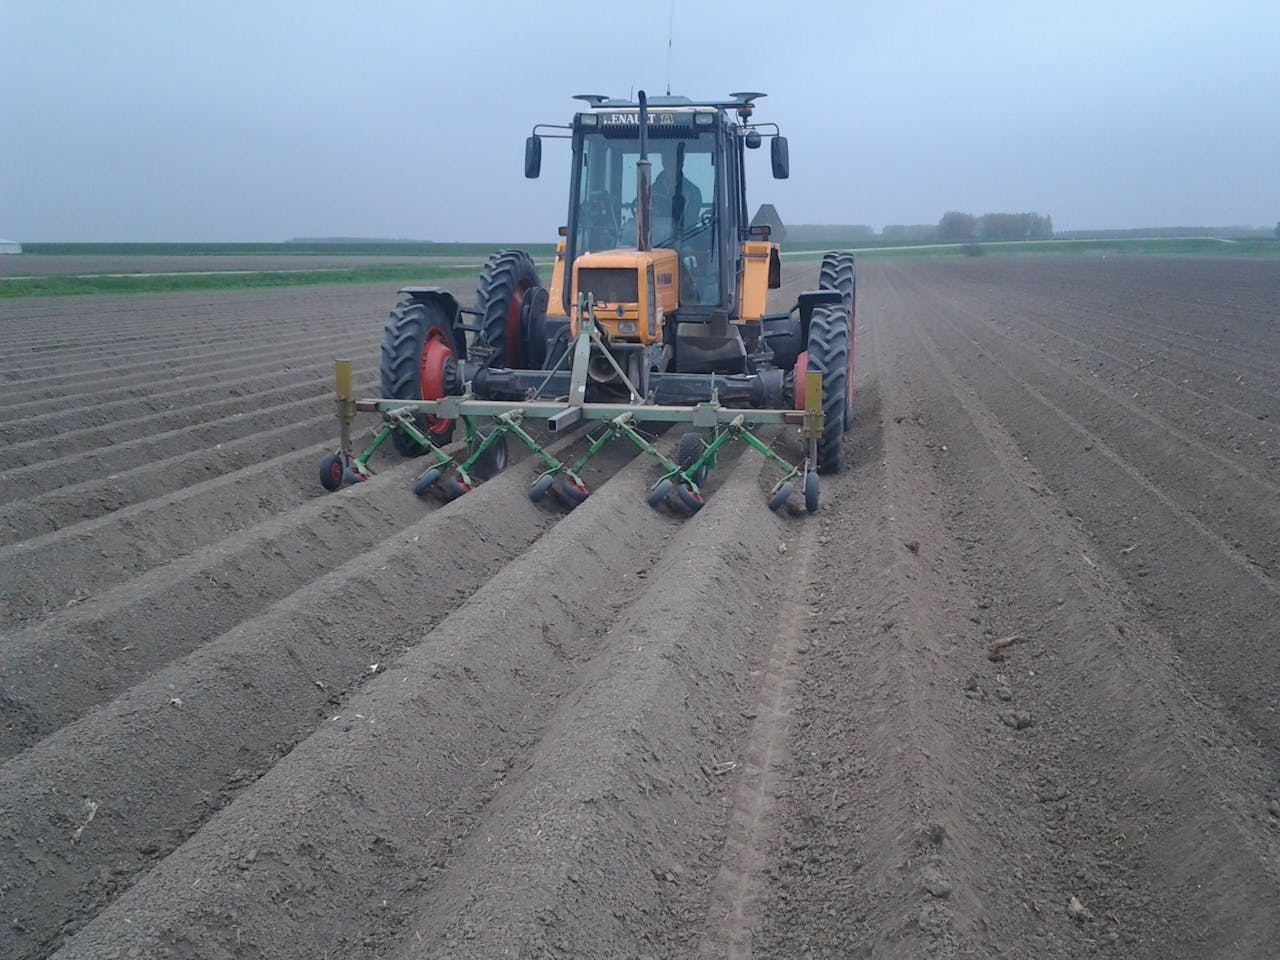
[321,295,827,514]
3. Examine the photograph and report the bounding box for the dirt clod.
[1000,710,1035,730]
[1067,895,1092,922]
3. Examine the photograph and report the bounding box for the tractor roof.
[572,92,766,111]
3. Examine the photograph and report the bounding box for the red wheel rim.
[418,329,454,437]
[793,350,809,410]
[507,281,532,367]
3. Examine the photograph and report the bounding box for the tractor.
[321,90,855,513]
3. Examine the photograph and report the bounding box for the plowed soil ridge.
[44,439,696,959]
[3,264,1278,960]
[0,431,617,960]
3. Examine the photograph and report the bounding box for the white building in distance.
[0,239,22,254]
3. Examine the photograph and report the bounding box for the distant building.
[0,238,21,254]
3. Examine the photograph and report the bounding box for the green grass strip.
[0,264,496,299]
[18,241,557,258]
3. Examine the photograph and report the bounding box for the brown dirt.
[2,257,1278,960]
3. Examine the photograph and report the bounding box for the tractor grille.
[578,267,638,303]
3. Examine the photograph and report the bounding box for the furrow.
[1,355,366,455]
[0,381,367,505]
[0,327,371,419]
[0,430,632,960]
[38,437,678,960]
[1,442,331,628]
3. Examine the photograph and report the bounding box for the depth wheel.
[768,481,792,512]
[319,453,344,491]
[556,475,590,507]
[805,305,851,474]
[676,484,705,514]
[413,468,442,497]
[529,474,556,503]
[467,432,510,481]
[443,475,471,501]
[476,250,541,367]
[646,478,674,509]
[804,472,820,513]
[676,432,708,485]
[380,298,461,454]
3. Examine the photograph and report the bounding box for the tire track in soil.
[391,462,792,959]
[693,350,887,957]
[693,493,815,960]
[0,431,631,960]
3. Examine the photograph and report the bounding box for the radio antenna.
[666,0,674,95]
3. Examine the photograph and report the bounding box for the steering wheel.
[581,189,619,249]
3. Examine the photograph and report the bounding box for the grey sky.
[2,0,1277,241]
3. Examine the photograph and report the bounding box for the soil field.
[0,255,490,278]
[1,256,1278,959]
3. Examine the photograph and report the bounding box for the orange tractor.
[322,90,854,513]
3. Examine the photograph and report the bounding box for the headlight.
[617,320,638,335]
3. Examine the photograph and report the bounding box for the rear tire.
[805,305,850,474]
[380,298,460,455]
[820,252,856,433]
[477,250,541,368]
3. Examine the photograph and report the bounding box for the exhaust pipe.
[636,90,652,252]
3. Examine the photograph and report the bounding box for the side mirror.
[525,136,542,179]
[771,136,790,179]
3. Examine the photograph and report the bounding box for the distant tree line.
[783,219,1280,245]
[937,211,1054,241]
[1056,225,1275,239]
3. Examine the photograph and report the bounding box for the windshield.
[574,130,721,305]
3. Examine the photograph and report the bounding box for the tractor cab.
[570,105,725,308]
[527,93,789,336]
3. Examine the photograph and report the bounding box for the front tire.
[380,298,460,455]
[477,250,541,368]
